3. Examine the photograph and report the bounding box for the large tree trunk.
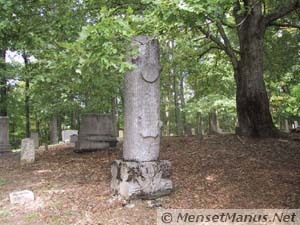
[235,2,278,137]
[0,49,7,117]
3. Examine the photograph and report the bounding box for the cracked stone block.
[111,160,173,199]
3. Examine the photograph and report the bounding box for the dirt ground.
[0,134,299,225]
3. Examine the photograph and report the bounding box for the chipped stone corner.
[111,160,173,200]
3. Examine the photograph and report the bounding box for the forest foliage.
[0,0,299,147]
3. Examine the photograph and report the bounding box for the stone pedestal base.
[111,160,172,199]
[0,144,11,153]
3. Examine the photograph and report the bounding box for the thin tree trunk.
[0,49,7,116]
[23,54,30,138]
[197,112,203,140]
[112,96,118,137]
[169,41,179,136]
[57,114,62,141]
[179,75,187,135]
[208,111,221,134]
[165,94,170,136]
[50,115,58,144]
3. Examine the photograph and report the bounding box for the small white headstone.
[118,130,124,138]
[21,138,35,164]
[9,190,35,204]
[62,130,78,143]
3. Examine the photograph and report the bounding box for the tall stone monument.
[111,36,172,199]
[0,116,11,152]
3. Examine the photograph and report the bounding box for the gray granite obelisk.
[0,116,11,152]
[111,36,172,199]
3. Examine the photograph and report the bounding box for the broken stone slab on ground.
[75,114,117,153]
[9,190,35,204]
[20,138,35,164]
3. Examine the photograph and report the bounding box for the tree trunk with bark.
[208,111,221,134]
[50,115,58,144]
[179,75,187,135]
[199,0,299,137]
[234,2,278,137]
[23,54,30,138]
[0,49,7,117]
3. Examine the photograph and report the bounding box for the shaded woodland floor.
[0,134,299,225]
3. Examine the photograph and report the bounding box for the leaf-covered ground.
[0,134,299,225]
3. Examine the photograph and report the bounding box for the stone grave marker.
[62,130,78,143]
[9,190,35,204]
[20,138,35,164]
[75,114,117,153]
[111,36,172,199]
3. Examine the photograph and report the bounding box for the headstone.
[118,130,124,138]
[111,36,172,199]
[9,190,34,204]
[70,134,78,143]
[20,138,35,164]
[74,114,117,153]
[0,116,11,152]
[30,132,39,149]
[191,128,196,136]
[62,130,78,143]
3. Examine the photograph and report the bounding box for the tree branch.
[269,22,300,29]
[264,1,300,25]
[198,46,220,59]
[216,22,239,68]
[197,24,239,69]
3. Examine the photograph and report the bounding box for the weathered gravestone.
[111,36,172,199]
[0,116,11,152]
[74,114,117,153]
[9,190,35,204]
[62,130,78,143]
[30,132,39,149]
[20,138,35,164]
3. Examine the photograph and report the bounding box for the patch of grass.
[0,177,6,186]
[51,215,62,225]
[0,209,11,217]
[25,212,39,222]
